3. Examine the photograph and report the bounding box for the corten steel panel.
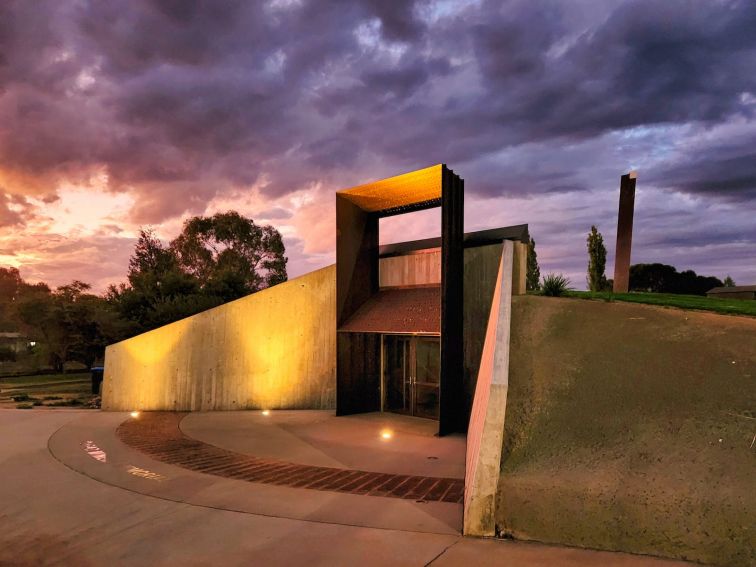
[338,287,441,334]
[338,164,443,215]
[336,195,379,326]
[440,165,465,436]
[335,164,464,432]
[613,172,637,293]
[378,225,529,258]
[336,332,381,415]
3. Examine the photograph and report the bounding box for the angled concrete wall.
[464,241,513,536]
[103,265,337,412]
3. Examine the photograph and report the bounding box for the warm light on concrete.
[130,411,140,418]
[261,410,270,416]
[380,429,393,440]
[103,265,337,412]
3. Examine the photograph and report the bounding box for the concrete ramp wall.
[464,241,513,536]
[103,265,337,412]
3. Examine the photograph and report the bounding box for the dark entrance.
[383,335,440,420]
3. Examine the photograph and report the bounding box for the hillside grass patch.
[565,290,756,317]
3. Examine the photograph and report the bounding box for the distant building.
[706,285,756,300]
[0,332,33,354]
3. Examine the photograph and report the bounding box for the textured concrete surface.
[103,265,337,412]
[500,296,756,566]
[1,410,695,566]
[464,242,511,535]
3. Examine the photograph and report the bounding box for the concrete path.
[181,410,466,478]
[0,410,696,566]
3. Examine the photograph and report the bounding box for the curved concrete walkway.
[1,409,697,566]
[119,412,464,503]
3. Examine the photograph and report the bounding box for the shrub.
[542,274,571,297]
[46,398,83,407]
[0,346,17,362]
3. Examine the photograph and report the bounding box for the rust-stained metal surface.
[338,286,441,334]
[337,164,443,215]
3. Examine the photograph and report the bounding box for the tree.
[526,237,541,291]
[723,275,736,287]
[109,213,288,334]
[586,226,608,292]
[629,263,723,295]
[171,211,287,299]
[107,228,212,332]
[0,267,24,330]
[17,281,127,370]
[0,266,51,334]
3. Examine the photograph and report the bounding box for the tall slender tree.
[526,237,541,291]
[586,225,608,292]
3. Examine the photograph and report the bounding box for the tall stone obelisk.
[613,171,637,293]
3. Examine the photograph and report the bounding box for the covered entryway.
[383,335,440,419]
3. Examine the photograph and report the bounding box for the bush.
[0,346,17,362]
[542,274,571,297]
[46,398,83,407]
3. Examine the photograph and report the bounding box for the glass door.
[383,335,440,419]
[413,337,441,419]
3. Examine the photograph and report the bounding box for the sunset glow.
[0,1,753,291]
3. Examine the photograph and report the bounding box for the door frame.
[380,333,441,417]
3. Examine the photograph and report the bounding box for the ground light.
[130,411,140,418]
[380,429,393,440]
[262,410,270,416]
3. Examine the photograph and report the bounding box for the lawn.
[0,372,91,386]
[564,290,756,317]
[0,372,97,409]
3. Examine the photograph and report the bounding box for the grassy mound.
[499,296,755,566]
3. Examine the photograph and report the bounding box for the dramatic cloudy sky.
[1,0,754,291]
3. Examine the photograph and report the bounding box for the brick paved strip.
[402,477,438,500]
[423,477,456,501]
[366,474,412,496]
[116,412,464,504]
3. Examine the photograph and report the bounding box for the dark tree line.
[582,226,726,296]
[629,264,723,295]
[0,212,287,372]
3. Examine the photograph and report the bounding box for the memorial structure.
[613,171,637,293]
[102,164,528,533]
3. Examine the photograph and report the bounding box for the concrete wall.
[464,242,512,536]
[463,243,504,417]
[103,265,337,412]
[510,241,527,296]
[498,296,756,567]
